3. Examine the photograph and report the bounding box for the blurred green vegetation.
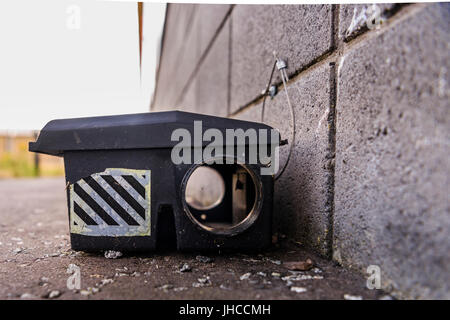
[0,152,64,178]
[0,153,36,177]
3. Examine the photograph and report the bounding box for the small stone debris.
[94,278,114,289]
[179,263,192,273]
[257,272,267,277]
[80,287,99,296]
[271,272,281,277]
[158,284,174,292]
[104,250,123,259]
[20,293,35,299]
[379,295,394,300]
[90,287,100,294]
[48,253,59,257]
[198,276,211,284]
[193,276,211,287]
[47,290,61,299]
[240,273,251,281]
[115,272,129,277]
[291,287,307,293]
[115,266,128,272]
[311,267,322,274]
[264,258,282,265]
[173,287,188,292]
[100,278,114,286]
[282,274,323,281]
[196,255,213,263]
[114,267,130,277]
[284,258,314,271]
[39,277,49,286]
[219,284,231,290]
[13,248,23,254]
[344,294,363,300]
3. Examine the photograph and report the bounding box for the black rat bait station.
[30,111,277,252]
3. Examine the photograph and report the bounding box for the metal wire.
[259,53,297,181]
[274,63,295,181]
[260,61,277,123]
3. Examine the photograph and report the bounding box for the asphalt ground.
[0,177,388,300]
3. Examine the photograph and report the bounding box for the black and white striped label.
[69,168,151,237]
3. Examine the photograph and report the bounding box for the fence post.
[33,131,40,177]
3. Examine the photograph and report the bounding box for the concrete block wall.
[151,3,450,299]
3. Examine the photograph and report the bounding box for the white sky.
[0,0,166,132]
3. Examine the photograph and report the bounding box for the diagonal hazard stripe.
[72,191,109,226]
[73,183,119,226]
[69,168,151,237]
[91,175,145,225]
[121,175,146,199]
[83,176,140,226]
[101,175,146,220]
[73,201,98,226]
[114,175,147,207]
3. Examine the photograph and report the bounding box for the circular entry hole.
[185,166,226,211]
[182,163,260,236]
